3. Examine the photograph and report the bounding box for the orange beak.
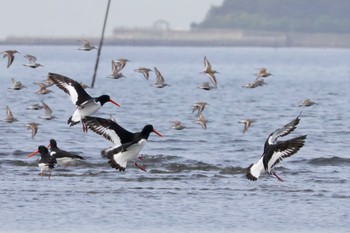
[27,150,39,158]
[109,99,121,107]
[153,129,163,137]
[47,144,51,148]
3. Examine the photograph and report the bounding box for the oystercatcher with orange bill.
[246,113,307,182]
[47,72,121,132]
[48,139,84,166]
[83,116,163,172]
[27,146,57,179]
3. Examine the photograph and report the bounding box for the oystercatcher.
[246,113,307,182]
[47,72,121,132]
[48,139,84,166]
[27,146,57,179]
[83,116,162,172]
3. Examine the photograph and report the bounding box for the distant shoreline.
[1,29,350,48]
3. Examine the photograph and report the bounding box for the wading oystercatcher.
[83,116,162,172]
[48,139,84,166]
[47,72,121,132]
[27,146,57,179]
[246,113,307,182]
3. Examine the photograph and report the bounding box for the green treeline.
[192,0,350,33]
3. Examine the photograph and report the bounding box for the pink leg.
[273,172,284,182]
[82,122,88,133]
[134,162,146,172]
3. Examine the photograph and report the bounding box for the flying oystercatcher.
[27,146,57,179]
[47,72,121,132]
[246,113,307,182]
[48,139,84,166]
[83,116,162,172]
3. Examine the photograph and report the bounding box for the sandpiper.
[134,67,152,80]
[255,67,272,78]
[9,78,26,90]
[23,54,43,68]
[152,67,169,88]
[201,56,218,87]
[107,60,127,79]
[26,103,44,110]
[26,122,40,138]
[192,102,208,116]
[195,113,208,129]
[34,82,53,95]
[198,82,214,91]
[40,101,55,120]
[77,40,97,51]
[299,99,316,107]
[113,58,130,71]
[239,119,256,134]
[242,78,267,88]
[3,106,18,123]
[1,50,20,68]
[172,120,186,130]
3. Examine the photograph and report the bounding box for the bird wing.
[264,135,307,172]
[154,67,165,84]
[83,116,134,146]
[41,101,53,115]
[48,72,91,106]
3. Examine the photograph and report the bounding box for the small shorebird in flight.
[83,116,162,172]
[26,103,44,110]
[246,113,307,182]
[192,102,208,116]
[152,67,169,88]
[195,113,208,129]
[9,78,26,90]
[113,58,130,71]
[239,119,256,134]
[26,122,40,138]
[34,82,53,95]
[242,78,267,88]
[107,60,127,79]
[47,72,121,132]
[134,67,152,80]
[1,50,20,68]
[172,120,186,130]
[23,54,43,68]
[40,101,55,120]
[255,67,272,78]
[201,56,218,87]
[3,106,18,123]
[198,82,214,91]
[27,146,57,178]
[299,99,316,107]
[77,40,97,51]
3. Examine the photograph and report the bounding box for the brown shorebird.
[192,102,208,116]
[239,119,256,134]
[9,78,26,90]
[40,101,55,120]
[23,54,43,68]
[77,40,97,51]
[1,50,20,68]
[172,121,186,130]
[299,99,316,107]
[3,106,18,123]
[26,123,40,138]
[195,113,208,129]
[26,103,44,110]
[34,83,53,95]
[135,67,152,80]
[152,67,169,88]
[113,58,130,71]
[200,56,218,87]
[107,60,126,79]
[242,78,267,88]
[255,67,272,78]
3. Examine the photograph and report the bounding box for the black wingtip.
[108,159,126,172]
[246,164,258,181]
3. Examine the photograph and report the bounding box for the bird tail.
[67,116,80,126]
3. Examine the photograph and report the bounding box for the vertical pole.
[91,0,111,88]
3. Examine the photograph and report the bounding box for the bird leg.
[82,122,88,133]
[134,162,146,172]
[273,172,284,182]
[48,171,51,179]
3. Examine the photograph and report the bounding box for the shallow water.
[0,45,349,233]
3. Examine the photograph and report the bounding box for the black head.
[49,139,57,148]
[96,95,111,106]
[141,125,163,139]
[38,145,49,154]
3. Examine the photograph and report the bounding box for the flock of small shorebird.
[2,40,316,181]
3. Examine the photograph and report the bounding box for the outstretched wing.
[264,135,307,172]
[264,112,302,151]
[83,116,134,146]
[48,72,91,106]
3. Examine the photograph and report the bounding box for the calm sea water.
[0,45,349,233]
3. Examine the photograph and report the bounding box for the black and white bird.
[27,145,57,179]
[246,113,307,182]
[48,139,84,166]
[83,116,162,172]
[47,72,120,132]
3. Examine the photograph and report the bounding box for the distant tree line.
[191,0,350,33]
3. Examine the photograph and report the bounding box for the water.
[0,45,349,233]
